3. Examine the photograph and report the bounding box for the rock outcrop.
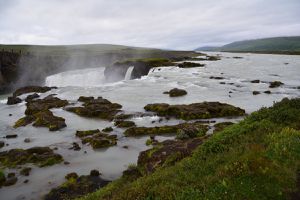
[144,102,245,120]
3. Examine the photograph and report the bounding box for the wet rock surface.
[44,170,110,200]
[13,86,57,97]
[164,88,187,97]
[7,96,22,105]
[177,62,205,68]
[124,122,208,137]
[209,76,225,80]
[251,79,260,83]
[114,120,136,128]
[0,147,63,167]
[0,141,4,148]
[138,137,208,174]
[14,110,67,131]
[25,93,40,102]
[144,102,245,120]
[20,167,32,176]
[252,91,260,95]
[269,81,284,88]
[25,95,68,115]
[13,95,68,131]
[66,96,122,121]
[76,129,117,149]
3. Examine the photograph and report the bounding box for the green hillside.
[0,44,161,56]
[195,36,300,54]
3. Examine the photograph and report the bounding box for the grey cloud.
[0,0,299,49]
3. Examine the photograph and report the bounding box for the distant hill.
[195,36,300,54]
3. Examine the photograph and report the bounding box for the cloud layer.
[0,0,299,49]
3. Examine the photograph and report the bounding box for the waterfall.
[45,67,106,87]
[124,66,134,80]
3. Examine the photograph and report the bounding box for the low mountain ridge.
[195,36,300,54]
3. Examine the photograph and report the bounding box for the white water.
[0,52,300,200]
[124,66,134,80]
[45,67,106,87]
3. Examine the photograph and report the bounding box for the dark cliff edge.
[104,51,201,82]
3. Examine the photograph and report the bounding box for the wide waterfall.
[45,67,106,87]
[124,66,134,80]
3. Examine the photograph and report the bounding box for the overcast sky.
[0,0,299,50]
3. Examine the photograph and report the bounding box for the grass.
[79,98,300,200]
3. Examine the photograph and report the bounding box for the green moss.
[78,98,300,200]
[39,156,63,167]
[144,102,245,120]
[116,58,172,66]
[114,120,136,128]
[214,122,235,133]
[102,127,113,132]
[76,129,100,138]
[0,147,63,168]
[145,139,153,146]
[0,170,5,186]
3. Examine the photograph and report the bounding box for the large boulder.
[138,137,207,174]
[0,147,63,167]
[163,88,187,97]
[45,171,110,200]
[76,129,117,149]
[13,86,57,97]
[65,96,122,121]
[124,122,208,138]
[144,102,245,120]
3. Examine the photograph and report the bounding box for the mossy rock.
[12,86,57,97]
[76,130,117,149]
[25,95,68,115]
[177,62,205,68]
[0,141,5,149]
[25,93,40,102]
[102,127,113,132]
[124,122,208,137]
[44,172,110,200]
[65,96,122,121]
[20,167,31,176]
[138,137,207,174]
[0,147,63,168]
[32,110,66,131]
[114,120,136,128]
[165,88,188,97]
[269,81,284,88]
[7,96,22,105]
[0,170,6,187]
[144,102,245,120]
[76,129,101,138]
[14,110,66,131]
[14,115,35,128]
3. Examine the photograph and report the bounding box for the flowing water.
[124,66,134,81]
[0,52,300,199]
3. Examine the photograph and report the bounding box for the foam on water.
[45,67,106,87]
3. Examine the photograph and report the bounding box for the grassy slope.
[80,98,300,200]
[0,44,160,56]
[0,44,199,58]
[195,36,300,54]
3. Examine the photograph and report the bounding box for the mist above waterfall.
[45,67,107,87]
